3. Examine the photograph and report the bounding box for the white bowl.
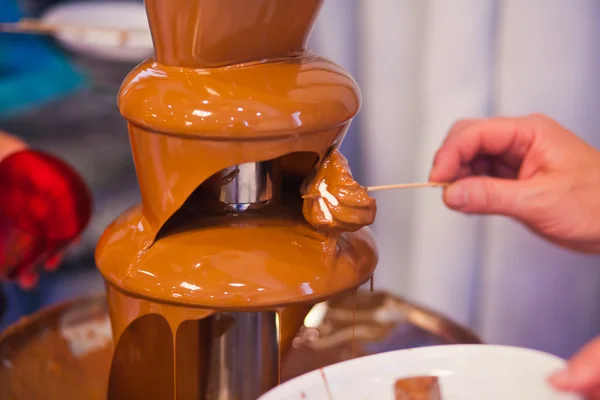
[41,1,153,62]
[260,345,582,400]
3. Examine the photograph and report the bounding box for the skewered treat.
[394,376,443,400]
[302,148,376,234]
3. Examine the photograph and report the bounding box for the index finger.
[429,116,536,182]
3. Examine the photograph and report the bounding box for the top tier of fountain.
[144,0,323,68]
[96,0,377,309]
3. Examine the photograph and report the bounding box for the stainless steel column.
[199,312,280,400]
[211,161,278,212]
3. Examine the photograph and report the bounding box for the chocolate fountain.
[0,1,483,399]
[96,0,376,398]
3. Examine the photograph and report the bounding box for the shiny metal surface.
[0,295,111,400]
[212,161,276,212]
[201,312,279,400]
[281,290,482,380]
[106,309,280,399]
[0,291,482,399]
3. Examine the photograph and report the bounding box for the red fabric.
[0,149,92,287]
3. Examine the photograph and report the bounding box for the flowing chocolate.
[302,148,376,234]
[95,0,377,398]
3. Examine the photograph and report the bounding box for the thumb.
[443,176,536,218]
[549,336,600,392]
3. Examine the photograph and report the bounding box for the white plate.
[41,1,153,62]
[260,345,582,400]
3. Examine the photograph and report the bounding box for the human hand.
[0,130,38,288]
[429,114,600,254]
[549,336,600,399]
[0,131,91,289]
[0,131,26,160]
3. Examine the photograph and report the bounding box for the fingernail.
[570,366,597,387]
[429,153,441,180]
[550,366,597,389]
[549,370,572,388]
[428,169,437,182]
[445,184,468,208]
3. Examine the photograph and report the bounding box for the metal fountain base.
[0,291,481,399]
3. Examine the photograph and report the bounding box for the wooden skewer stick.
[366,182,448,192]
[302,181,448,198]
[0,18,143,37]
